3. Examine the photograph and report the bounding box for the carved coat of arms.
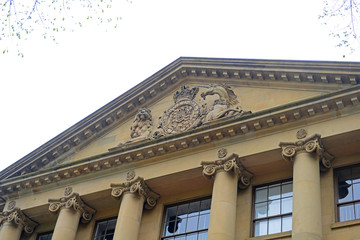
[155,86,205,137]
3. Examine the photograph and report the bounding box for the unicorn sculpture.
[200,84,249,122]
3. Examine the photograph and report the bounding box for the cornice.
[0,85,359,196]
[0,58,359,181]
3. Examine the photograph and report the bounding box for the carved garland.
[111,176,160,210]
[0,208,38,234]
[279,133,334,171]
[48,188,96,223]
[201,149,253,189]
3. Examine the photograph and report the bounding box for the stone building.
[0,57,360,240]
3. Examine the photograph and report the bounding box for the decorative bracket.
[48,187,96,223]
[279,131,334,171]
[110,174,160,210]
[201,148,253,189]
[0,207,38,234]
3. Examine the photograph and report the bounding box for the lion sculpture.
[129,107,154,141]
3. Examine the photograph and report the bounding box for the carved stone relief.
[201,148,253,189]
[48,188,96,223]
[111,175,160,210]
[200,84,251,122]
[117,84,251,146]
[0,207,38,234]
[153,86,206,138]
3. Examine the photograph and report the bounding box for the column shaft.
[207,170,238,240]
[51,208,81,240]
[292,152,322,240]
[113,193,145,240]
[0,222,23,240]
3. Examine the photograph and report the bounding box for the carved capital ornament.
[201,149,253,189]
[279,133,334,171]
[111,176,160,210]
[48,187,96,223]
[0,207,38,234]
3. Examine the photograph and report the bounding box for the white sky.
[0,0,359,172]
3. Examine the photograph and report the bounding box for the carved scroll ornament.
[201,149,253,189]
[111,176,160,210]
[279,133,334,171]
[0,208,38,234]
[48,188,96,223]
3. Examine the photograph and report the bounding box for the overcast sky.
[0,0,359,172]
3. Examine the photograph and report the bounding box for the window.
[161,198,211,240]
[37,232,53,240]
[253,181,293,237]
[335,165,360,222]
[93,218,117,240]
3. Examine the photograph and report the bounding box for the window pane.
[281,183,293,198]
[198,214,210,230]
[165,221,176,236]
[353,166,360,183]
[175,236,186,240]
[177,218,187,234]
[268,200,280,217]
[104,235,114,240]
[198,231,207,240]
[166,207,177,223]
[338,168,352,183]
[186,216,199,232]
[200,199,211,214]
[339,204,355,222]
[282,215,292,232]
[95,222,108,237]
[188,201,200,217]
[355,203,360,219]
[255,202,267,219]
[268,217,281,235]
[186,233,197,240]
[281,197,293,214]
[354,183,360,200]
[254,220,267,237]
[338,184,353,203]
[177,204,189,218]
[163,238,174,240]
[255,188,267,203]
[269,186,281,200]
[106,219,116,235]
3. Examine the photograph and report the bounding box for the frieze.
[48,187,96,223]
[0,207,38,234]
[279,133,334,171]
[201,148,253,189]
[111,176,160,210]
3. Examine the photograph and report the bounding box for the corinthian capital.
[200,148,253,189]
[0,207,38,234]
[48,187,96,223]
[279,132,334,171]
[110,175,160,210]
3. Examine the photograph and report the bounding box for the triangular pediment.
[1,57,359,184]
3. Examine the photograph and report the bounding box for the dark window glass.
[253,181,292,237]
[37,232,53,240]
[162,198,211,240]
[336,165,360,222]
[93,218,117,240]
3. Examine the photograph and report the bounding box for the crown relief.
[117,84,251,146]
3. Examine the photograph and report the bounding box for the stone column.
[0,204,38,240]
[111,173,160,240]
[48,187,96,240]
[201,148,252,240]
[279,130,333,240]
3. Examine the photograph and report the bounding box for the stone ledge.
[331,219,360,229]
[248,231,291,240]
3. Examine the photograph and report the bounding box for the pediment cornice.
[0,58,359,182]
[1,84,359,196]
